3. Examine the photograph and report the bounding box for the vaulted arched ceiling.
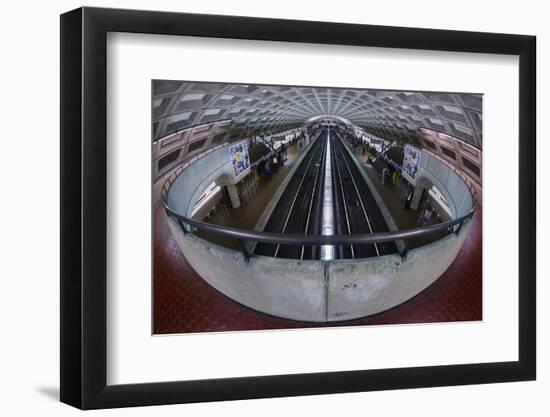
[153,81,482,149]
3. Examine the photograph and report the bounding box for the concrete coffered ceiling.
[153,81,482,149]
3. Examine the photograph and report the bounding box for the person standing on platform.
[418,206,433,226]
[404,190,413,210]
[381,166,389,184]
[264,160,272,180]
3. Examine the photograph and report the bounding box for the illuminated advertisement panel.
[402,144,422,183]
[229,141,250,177]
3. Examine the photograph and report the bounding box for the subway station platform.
[196,141,304,248]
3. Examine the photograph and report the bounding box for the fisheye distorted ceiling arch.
[153,81,482,149]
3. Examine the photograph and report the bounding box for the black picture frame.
[60,6,536,410]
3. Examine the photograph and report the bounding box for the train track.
[255,131,327,259]
[331,131,397,258]
[255,127,397,260]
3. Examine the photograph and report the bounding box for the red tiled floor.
[153,201,482,334]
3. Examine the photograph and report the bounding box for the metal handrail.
[163,197,476,246]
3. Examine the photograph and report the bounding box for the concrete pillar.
[226,183,241,208]
[410,186,424,211]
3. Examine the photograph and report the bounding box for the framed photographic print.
[60,6,536,409]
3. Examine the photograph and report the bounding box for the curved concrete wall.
[416,150,474,217]
[167,216,472,322]
[167,141,249,217]
[326,221,471,321]
[167,216,327,322]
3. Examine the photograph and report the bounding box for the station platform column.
[226,183,241,209]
